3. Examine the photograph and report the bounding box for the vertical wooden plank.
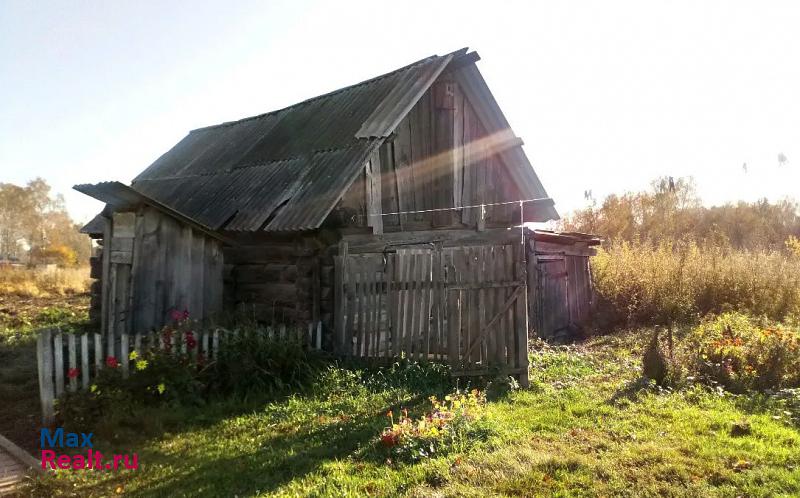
[354,266,364,357]
[469,247,482,365]
[515,243,530,387]
[127,209,144,334]
[433,79,456,227]
[397,252,410,356]
[446,249,460,366]
[372,267,382,358]
[94,333,102,371]
[393,117,413,227]
[53,332,64,397]
[37,328,54,425]
[100,217,111,340]
[364,265,373,358]
[134,333,142,357]
[212,329,219,361]
[365,150,383,234]
[504,246,516,367]
[335,241,348,355]
[316,321,323,350]
[81,334,89,389]
[453,89,464,218]
[67,333,77,392]
[107,262,117,357]
[190,233,206,323]
[405,253,419,356]
[418,252,432,360]
[385,254,395,359]
[485,247,497,366]
[494,247,507,365]
[433,243,444,361]
[343,257,356,358]
[121,333,129,379]
[392,253,404,358]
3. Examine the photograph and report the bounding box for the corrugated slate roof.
[77,47,558,233]
[130,50,464,232]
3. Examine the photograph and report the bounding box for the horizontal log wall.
[223,233,327,330]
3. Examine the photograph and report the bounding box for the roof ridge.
[190,53,446,133]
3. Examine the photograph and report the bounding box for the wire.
[378,197,551,216]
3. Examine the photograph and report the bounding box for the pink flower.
[182,309,190,320]
[170,309,184,322]
[106,356,119,368]
[67,368,80,379]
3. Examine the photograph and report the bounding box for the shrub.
[683,312,800,392]
[363,357,452,394]
[380,389,491,462]
[212,327,325,398]
[592,240,800,327]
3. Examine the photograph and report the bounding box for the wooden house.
[77,48,596,381]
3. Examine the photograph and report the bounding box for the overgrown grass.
[0,266,89,297]
[0,294,90,453]
[25,331,800,497]
[592,240,800,327]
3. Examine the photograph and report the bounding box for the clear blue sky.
[1,0,799,224]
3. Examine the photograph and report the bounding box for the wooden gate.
[334,242,529,384]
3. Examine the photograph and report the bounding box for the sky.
[1,0,799,224]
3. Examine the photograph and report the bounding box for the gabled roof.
[78,47,558,233]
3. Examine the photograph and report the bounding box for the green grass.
[0,294,91,453]
[24,331,800,497]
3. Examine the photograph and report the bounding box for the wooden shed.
[528,230,601,341]
[77,47,593,382]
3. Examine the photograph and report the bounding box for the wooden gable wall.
[330,72,524,233]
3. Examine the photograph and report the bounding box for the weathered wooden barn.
[77,48,597,381]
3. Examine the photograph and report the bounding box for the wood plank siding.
[330,76,525,232]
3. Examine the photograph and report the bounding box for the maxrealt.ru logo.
[40,428,138,471]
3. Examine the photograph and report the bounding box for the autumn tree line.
[560,177,800,327]
[0,178,91,267]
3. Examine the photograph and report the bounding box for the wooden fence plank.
[81,334,89,389]
[121,333,129,378]
[94,333,102,371]
[68,334,77,392]
[37,328,54,425]
[53,332,64,397]
[515,243,530,387]
[419,252,431,359]
[405,252,418,356]
[385,255,395,359]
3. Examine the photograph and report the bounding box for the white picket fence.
[36,322,323,424]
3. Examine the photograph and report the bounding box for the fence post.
[37,328,55,426]
[515,242,530,388]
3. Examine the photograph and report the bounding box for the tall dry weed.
[592,241,800,326]
[0,266,89,297]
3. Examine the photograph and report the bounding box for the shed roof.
[78,47,558,233]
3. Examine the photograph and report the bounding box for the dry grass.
[592,241,800,327]
[0,266,90,297]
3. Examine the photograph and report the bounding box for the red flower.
[380,432,397,447]
[106,356,119,368]
[67,368,80,379]
[185,331,197,350]
[182,309,190,320]
[170,309,184,322]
